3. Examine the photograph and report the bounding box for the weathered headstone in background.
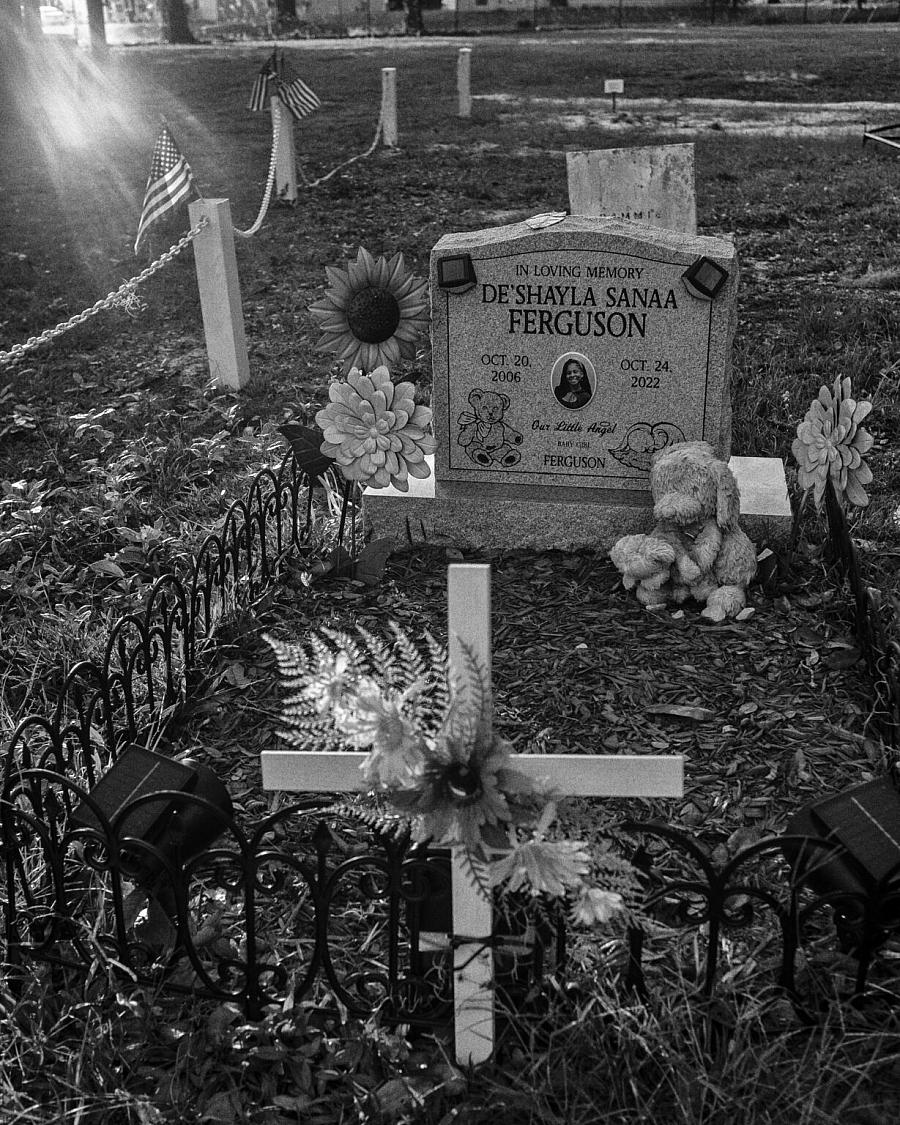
[567,144,697,235]
[365,214,790,551]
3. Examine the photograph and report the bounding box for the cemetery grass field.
[1,23,900,1124]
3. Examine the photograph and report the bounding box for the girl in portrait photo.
[554,356,594,409]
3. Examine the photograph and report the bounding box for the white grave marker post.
[604,77,624,113]
[260,564,683,1065]
[382,67,398,148]
[446,564,494,1065]
[187,197,251,390]
[457,47,472,119]
[270,96,298,203]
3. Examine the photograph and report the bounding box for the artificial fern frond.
[424,632,451,715]
[318,625,373,678]
[318,800,411,841]
[265,625,453,754]
[591,850,645,905]
[455,844,494,904]
[265,633,313,689]
[386,621,430,693]
[448,637,488,727]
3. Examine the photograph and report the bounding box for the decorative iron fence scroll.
[3,770,899,1033]
[623,822,900,1011]
[0,776,457,1026]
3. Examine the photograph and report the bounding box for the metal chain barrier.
[233,105,281,239]
[0,220,209,370]
[297,104,384,189]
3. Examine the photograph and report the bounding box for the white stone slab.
[363,453,791,551]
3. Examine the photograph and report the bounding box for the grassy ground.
[1,24,900,1124]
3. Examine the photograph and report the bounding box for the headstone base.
[364,455,790,552]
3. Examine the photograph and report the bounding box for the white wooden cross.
[261,564,683,1065]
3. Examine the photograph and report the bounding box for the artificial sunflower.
[791,375,874,509]
[337,680,429,788]
[393,730,514,852]
[491,836,593,899]
[308,248,429,375]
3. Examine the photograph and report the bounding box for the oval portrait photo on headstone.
[551,352,596,411]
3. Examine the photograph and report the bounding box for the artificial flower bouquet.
[279,248,438,575]
[267,625,642,930]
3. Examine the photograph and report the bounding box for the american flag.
[248,52,277,112]
[275,75,321,121]
[134,126,195,254]
[248,52,320,122]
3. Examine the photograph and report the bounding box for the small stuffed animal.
[611,441,757,621]
[608,534,676,607]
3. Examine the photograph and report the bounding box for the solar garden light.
[436,253,477,295]
[781,765,900,954]
[681,256,729,301]
[72,745,234,915]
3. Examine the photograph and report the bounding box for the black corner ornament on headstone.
[782,766,900,951]
[71,745,234,888]
[437,253,477,294]
[682,256,728,301]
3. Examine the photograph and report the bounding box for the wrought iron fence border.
[4,768,900,1030]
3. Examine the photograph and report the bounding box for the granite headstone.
[432,214,735,496]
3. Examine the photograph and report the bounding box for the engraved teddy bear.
[456,388,524,468]
[610,440,758,622]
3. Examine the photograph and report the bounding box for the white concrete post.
[382,67,398,148]
[270,97,298,203]
[457,47,472,119]
[187,198,251,390]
